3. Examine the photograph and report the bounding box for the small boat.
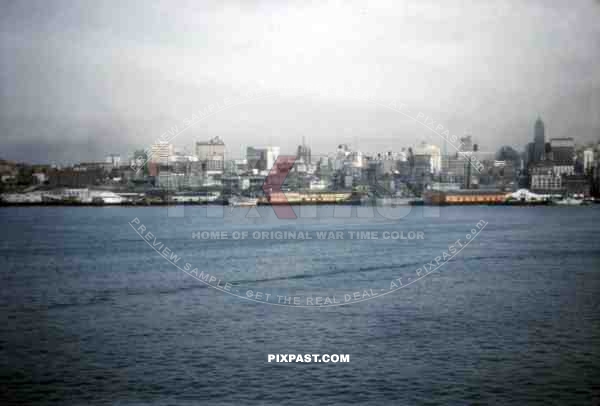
[375,196,414,206]
[554,197,584,206]
[362,195,421,206]
[228,196,258,207]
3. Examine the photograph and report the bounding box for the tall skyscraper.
[584,149,594,173]
[526,142,535,165]
[296,136,311,164]
[533,117,545,162]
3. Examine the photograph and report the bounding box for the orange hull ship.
[424,190,508,205]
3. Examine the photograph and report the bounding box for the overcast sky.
[1,0,599,163]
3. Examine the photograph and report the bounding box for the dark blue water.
[1,206,599,404]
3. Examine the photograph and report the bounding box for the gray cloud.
[1,0,599,163]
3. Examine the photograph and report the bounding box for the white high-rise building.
[350,151,363,168]
[150,141,173,164]
[195,136,225,161]
[398,148,408,162]
[584,149,594,172]
[265,146,280,170]
[105,154,121,168]
[246,146,280,171]
[414,142,442,174]
[195,136,225,173]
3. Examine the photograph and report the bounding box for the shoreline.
[0,201,595,208]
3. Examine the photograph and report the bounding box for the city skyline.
[0,115,595,168]
[0,112,595,165]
